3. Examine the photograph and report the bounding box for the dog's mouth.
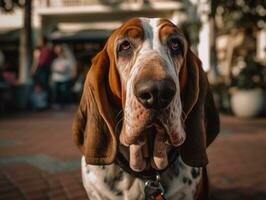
[120,110,185,146]
[119,114,185,172]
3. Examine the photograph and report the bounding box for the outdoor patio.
[0,108,265,200]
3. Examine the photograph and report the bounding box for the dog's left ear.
[72,42,121,165]
[180,49,220,167]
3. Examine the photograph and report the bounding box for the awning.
[0,29,20,47]
[49,29,113,43]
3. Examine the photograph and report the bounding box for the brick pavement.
[0,108,266,200]
[0,109,87,200]
[208,115,266,200]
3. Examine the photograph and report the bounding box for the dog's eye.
[169,38,180,51]
[119,41,131,52]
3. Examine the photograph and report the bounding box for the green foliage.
[215,0,266,33]
[179,0,202,47]
[180,20,201,47]
[231,56,266,89]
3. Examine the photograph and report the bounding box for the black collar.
[115,148,179,180]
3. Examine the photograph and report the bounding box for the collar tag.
[144,174,166,200]
[155,194,166,200]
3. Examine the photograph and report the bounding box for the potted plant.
[230,56,266,118]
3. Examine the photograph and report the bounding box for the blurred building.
[0,0,194,111]
[2,0,265,112]
[0,0,187,84]
[1,0,265,82]
[38,0,188,85]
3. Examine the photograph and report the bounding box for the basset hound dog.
[72,17,220,200]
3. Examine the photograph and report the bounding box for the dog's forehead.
[141,17,161,35]
[106,18,185,56]
[111,18,143,39]
[140,18,171,50]
[140,18,174,36]
[113,18,177,39]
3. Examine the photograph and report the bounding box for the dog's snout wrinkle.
[134,78,176,109]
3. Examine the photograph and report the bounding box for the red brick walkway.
[0,108,266,200]
[208,115,266,200]
[0,109,87,200]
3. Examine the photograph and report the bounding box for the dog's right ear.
[179,49,220,167]
[72,45,120,165]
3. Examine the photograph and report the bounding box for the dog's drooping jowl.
[72,17,220,200]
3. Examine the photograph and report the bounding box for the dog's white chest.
[81,156,202,200]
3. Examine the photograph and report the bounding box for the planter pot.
[231,88,265,118]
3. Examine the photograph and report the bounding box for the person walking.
[31,36,54,110]
[51,44,76,109]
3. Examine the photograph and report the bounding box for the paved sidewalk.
[208,115,266,200]
[0,109,87,200]
[0,108,266,200]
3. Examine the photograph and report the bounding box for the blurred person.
[30,84,48,111]
[31,36,54,109]
[31,36,54,89]
[51,44,76,109]
[0,51,17,86]
[0,62,17,86]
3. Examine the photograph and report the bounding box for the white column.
[19,0,32,84]
[198,21,211,71]
[257,29,266,61]
[19,31,27,84]
[197,0,211,72]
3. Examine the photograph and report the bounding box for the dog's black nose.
[134,78,176,109]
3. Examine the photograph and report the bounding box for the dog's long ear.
[180,49,220,167]
[72,44,121,165]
